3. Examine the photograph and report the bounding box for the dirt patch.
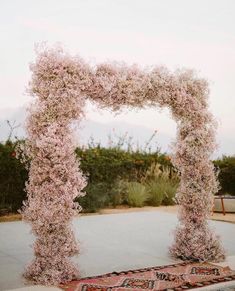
[98,205,178,215]
[211,212,235,224]
[0,213,22,223]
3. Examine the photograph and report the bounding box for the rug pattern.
[61,262,235,291]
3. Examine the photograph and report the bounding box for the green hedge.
[75,146,169,184]
[0,140,234,213]
[75,146,169,211]
[214,156,235,195]
[0,141,28,212]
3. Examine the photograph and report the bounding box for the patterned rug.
[61,262,235,291]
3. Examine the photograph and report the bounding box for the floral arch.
[22,47,225,285]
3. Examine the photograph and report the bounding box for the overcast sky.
[0,0,234,156]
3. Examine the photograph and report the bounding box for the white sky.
[0,0,235,155]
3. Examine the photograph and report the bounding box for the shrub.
[0,141,28,212]
[75,146,169,211]
[161,181,178,205]
[4,138,235,213]
[146,180,164,206]
[78,182,110,213]
[147,178,178,206]
[142,162,178,206]
[109,179,128,207]
[76,146,169,187]
[126,182,148,207]
[141,162,178,183]
[214,156,235,196]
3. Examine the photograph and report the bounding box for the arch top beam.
[22,46,225,285]
[30,47,209,113]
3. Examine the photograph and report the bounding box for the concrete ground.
[0,211,235,291]
[98,205,235,223]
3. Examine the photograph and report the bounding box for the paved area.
[1,205,235,224]
[1,211,235,291]
[98,205,235,224]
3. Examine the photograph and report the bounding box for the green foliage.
[214,156,235,196]
[144,163,179,207]
[78,182,110,213]
[161,181,178,205]
[141,162,179,183]
[147,180,165,206]
[126,182,148,207]
[146,179,178,206]
[76,146,168,186]
[0,141,28,212]
[143,163,179,206]
[75,146,168,211]
[109,179,128,207]
[1,136,234,214]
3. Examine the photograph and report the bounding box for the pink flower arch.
[21,46,225,285]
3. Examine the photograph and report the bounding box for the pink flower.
[21,46,225,285]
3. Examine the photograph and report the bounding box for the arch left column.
[21,48,89,284]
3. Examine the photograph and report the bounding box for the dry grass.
[98,205,175,215]
[0,213,22,223]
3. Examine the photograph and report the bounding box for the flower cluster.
[23,46,225,285]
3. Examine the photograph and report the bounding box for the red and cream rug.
[61,262,235,291]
